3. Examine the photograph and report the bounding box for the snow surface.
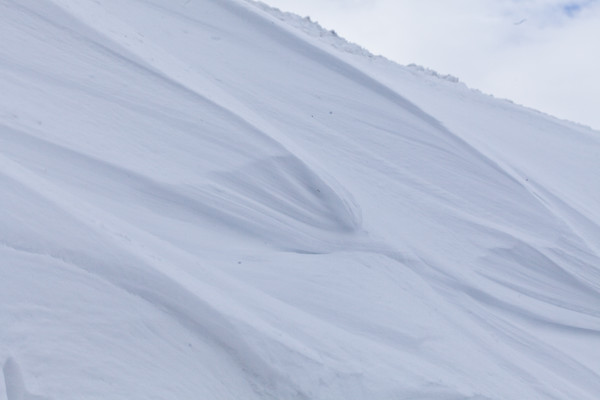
[1,0,599,399]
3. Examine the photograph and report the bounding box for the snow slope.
[1,0,599,399]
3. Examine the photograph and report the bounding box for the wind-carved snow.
[3,358,50,400]
[1,0,599,399]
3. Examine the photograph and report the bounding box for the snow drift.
[1,0,599,399]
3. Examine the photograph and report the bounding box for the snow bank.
[1,0,599,399]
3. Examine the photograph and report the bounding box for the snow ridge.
[245,0,462,85]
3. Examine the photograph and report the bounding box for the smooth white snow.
[1,0,599,399]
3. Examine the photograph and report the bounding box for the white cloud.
[261,0,600,130]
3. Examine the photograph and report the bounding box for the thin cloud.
[560,0,598,17]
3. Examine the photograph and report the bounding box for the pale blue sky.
[262,0,600,130]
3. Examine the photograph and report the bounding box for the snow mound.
[1,0,599,399]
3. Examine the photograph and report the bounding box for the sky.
[261,0,600,131]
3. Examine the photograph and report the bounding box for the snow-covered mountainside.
[1,0,599,399]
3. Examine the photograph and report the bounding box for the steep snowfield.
[1,0,599,399]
